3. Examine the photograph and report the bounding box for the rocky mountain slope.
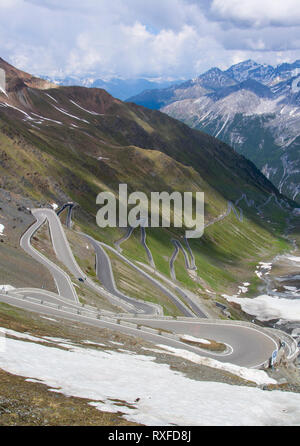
[0,57,295,312]
[128,60,300,203]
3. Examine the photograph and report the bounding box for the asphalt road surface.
[0,291,278,367]
[20,211,78,302]
[85,234,197,317]
[82,233,159,315]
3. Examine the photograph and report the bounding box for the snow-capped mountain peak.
[128,59,300,203]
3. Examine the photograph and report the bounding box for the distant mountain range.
[127,60,300,203]
[41,75,179,101]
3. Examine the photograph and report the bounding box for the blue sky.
[1,0,300,79]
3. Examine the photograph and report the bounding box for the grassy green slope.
[0,61,295,314]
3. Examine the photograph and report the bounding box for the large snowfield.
[1,329,300,426]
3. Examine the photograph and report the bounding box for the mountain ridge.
[127,59,300,202]
[40,74,179,101]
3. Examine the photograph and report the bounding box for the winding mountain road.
[20,211,79,303]
[82,233,159,315]
[22,209,137,313]
[83,233,195,317]
[8,205,295,368]
[0,290,280,368]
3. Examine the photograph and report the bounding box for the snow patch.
[70,100,101,116]
[41,316,58,322]
[4,328,49,343]
[157,345,276,385]
[0,284,14,292]
[45,93,58,103]
[52,105,89,123]
[284,286,297,292]
[50,203,58,211]
[83,340,107,347]
[0,86,8,98]
[284,255,300,263]
[223,294,300,322]
[180,334,211,345]
[31,113,62,125]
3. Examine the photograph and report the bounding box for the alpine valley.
[128,60,300,203]
[0,57,300,426]
[0,56,296,314]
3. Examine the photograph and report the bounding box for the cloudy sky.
[1,0,300,80]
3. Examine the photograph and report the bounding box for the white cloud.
[0,0,300,79]
[0,0,20,8]
[211,0,300,28]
